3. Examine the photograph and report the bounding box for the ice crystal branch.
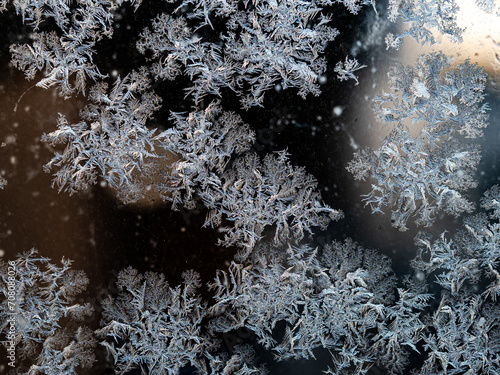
[10,31,106,98]
[5,0,140,97]
[157,101,256,210]
[407,186,500,374]
[157,103,341,254]
[347,53,489,230]
[98,267,266,374]
[385,0,464,49]
[199,151,342,254]
[137,4,341,108]
[416,294,500,375]
[334,57,367,85]
[475,0,499,14]
[412,185,500,300]
[209,240,429,374]
[0,249,95,374]
[98,267,212,374]
[42,69,163,198]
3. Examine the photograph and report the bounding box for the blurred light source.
[401,0,500,79]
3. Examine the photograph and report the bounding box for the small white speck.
[415,271,425,281]
[5,135,16,145]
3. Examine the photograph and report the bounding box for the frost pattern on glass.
[347,53,489,231]
[98,267,267,375]
[42,69,163,198]
[1,1,499,374]
[0,250,95,374]
[410,185,500,374]
[209,240,430,374]
[385,0,464,49]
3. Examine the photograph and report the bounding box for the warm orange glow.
[400,0,500,78]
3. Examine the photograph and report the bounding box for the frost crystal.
[0,250,95,374]
[347,53,489,230]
